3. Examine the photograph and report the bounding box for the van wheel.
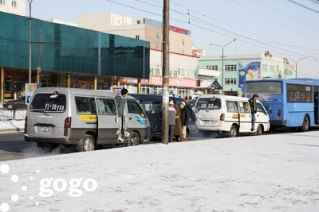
[299,115,310,132]
[256,124,263,135]
[76,135,95,152]
[229,125,238,137]
[128,132,139,146]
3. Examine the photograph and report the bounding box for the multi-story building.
[0,11,150,101]
[0,0,25,16]
[79,13,198,97]
[198,53,296,96]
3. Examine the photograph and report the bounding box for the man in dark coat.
[249,94,259,131]
[180,101,189,140]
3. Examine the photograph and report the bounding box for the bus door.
[315,93,319,125]
[238,101,252,132]
[95,98,119,144]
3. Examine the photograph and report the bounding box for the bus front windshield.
[246,82,282,94]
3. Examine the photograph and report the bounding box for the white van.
[195,95,270,137]
[24,88,150,151]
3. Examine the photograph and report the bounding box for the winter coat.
[115,95,126,117]
[249,98,257,114]
[180,107,189,126]
[174,104,183,136]
[168,105,176,125]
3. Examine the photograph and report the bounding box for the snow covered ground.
[1,131,319,212]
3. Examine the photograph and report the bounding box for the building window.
[262,64,268,72]
[182,39,185,46]
[182,50,184,54]
[156,44,159,50]
[156,32,160,39]
[0,0,6,5]
[137,20,141,24]
[270,66,275,73]
[5,76,12,92]
[135,35,140,40]
[12,0,16,8]
[225,65,237,71]
[225,78,237,85]
[206,65,218,70]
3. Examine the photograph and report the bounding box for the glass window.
[246,82,282,94]
[0,0,5,5]
[138,100,161,115]
[75,97,96,114]
[239,102,251,113]
[96,98,116,115]
[196,97,221,110]
[30,94,66,112]
[127,101,145,117]
[156,32,160,39]
[137,20,141,24]
[12,0,16,7]
[226,101,238,112]
[257,103,266,113]
[287,84,312,102]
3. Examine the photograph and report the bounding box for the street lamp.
[210,38,238,94]
[284,57,307,78]
[27,0,33,84]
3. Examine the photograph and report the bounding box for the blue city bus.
[243,78,319,131]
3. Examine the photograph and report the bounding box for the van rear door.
[95,98,118,144]
[26,93,67,138]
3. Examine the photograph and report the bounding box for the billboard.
[25,83,38,105]
[238,62,261,93]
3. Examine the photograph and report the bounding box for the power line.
[287,0,319,13]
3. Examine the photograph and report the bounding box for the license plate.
[41,126,49,133]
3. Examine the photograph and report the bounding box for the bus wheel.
[299,116,310,132]
[128,132,140,146]
[229,125,238,137]
[76,134,95,152]
[256,124,263,135]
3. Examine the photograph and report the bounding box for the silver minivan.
[24,88,150,151]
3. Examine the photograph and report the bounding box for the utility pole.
[162,0,169,145]
[27,0,33,84]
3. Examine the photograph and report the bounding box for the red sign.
[169,25,189,35]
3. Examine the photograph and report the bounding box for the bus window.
[246,82,282,94]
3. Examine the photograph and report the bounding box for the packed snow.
[0,131,319,212]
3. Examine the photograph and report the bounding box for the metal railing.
[0,108,26,121]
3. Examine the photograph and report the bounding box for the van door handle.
[129,118,132,120]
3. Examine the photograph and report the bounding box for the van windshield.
[196,98,221,110]
[30,94,66,112]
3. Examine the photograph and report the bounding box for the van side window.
[226,101,238,112]
[257,103,266,113]
[75,97,96,115]
[96,98,117,115]
[127,101,145,117]
[138,100,161,114]
[239,102,251,113]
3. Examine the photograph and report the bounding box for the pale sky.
[28,0,319,78]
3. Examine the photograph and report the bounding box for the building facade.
[0,11,150,101]
[198,53,296,96]
[0,0,24,16]
[79,13,198,97]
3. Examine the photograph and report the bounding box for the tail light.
[64,117,72,128]
[220,113,225,121]
[277,110,281,118]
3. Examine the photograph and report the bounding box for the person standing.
[168,100,176,143]
[249,94,259,131]
[115,88,129,141]
[174,102,183,141]
[180,101,189,140]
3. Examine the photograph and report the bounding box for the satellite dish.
[264,51,270,57]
